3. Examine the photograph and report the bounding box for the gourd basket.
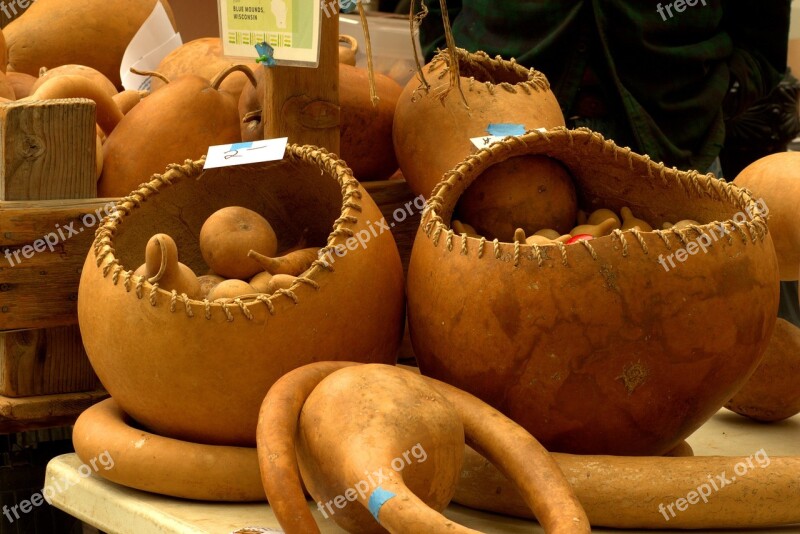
[407,127,780,456]
[78,145,405,447]
[393,47,565,199]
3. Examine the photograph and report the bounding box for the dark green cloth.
[419,0,791,172]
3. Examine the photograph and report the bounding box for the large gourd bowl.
[78,145,405,447]
[407,128,780,456]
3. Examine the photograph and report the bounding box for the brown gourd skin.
[258,362,590,534]
[734,152,800,280]
[33,65,118,97]
[338,64,402,181]
[726,318,800,422]
[73,399,264,501]
[0,71,15,100]
[4,0,177,87]
[295,364,466,534]
[393,48,566,198]
[238,64,402,181]
[455,446,800,529]
[112,90,149,115]
[238,66,263,141]
[27,75,123,136]
[248,248,319,277]
[197,274,225,298]
[264,274,297,294]
[0,29,7,73]
[407,128,780,456]
[338,35,358,66]
[98,74,243,198]
[454,155,578,241]
[78,150,406,447]
[6,71,36,99]
[134,233,201,299]
[199,206,278,280]
[206,279,257,301]
[150,38,257,103]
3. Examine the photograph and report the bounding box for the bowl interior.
[439,130,756,234]
[111,159,344,275]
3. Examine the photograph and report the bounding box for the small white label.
[203,138,289,170]
[470,127,547,150]
[470,136,506,150]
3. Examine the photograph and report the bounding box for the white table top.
[45,409,800,534]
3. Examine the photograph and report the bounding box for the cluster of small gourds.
[452,206,672,245]
[133,206,320,302]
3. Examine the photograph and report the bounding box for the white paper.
[203,138,289,170]
[120,1,183,90]
[217,0,321,67]
[470,136,506,150]
[470,128,547,150]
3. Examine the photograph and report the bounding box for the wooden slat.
[0,325,101,397]
[0,99,96,201]
[0,390,108,433]
[0,199,110,330]
[0,99,100,402]
[262,6,340,153]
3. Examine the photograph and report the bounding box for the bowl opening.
[434,128,764,244]
[94,147,360,300]
[431,48,546,88]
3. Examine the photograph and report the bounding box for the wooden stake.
[261,4,340,153]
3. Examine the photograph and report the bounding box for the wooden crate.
[0,99,101,399]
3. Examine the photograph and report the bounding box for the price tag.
[217,0,321,67]
[470,127,547,150]
[203,138,289,170]
[470,136,506,150]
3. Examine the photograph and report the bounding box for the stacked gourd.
[0,0,403,194]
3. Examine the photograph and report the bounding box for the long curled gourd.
[257,362,589,534]
[454,445,800,529]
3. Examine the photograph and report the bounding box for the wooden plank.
[0,325,101,397]
[262,6,340,153]
[0,99,96,200]
[0,390,108,433]
[0,99,99,402]
[0,199,110,330]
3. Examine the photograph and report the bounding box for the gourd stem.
[357,1,380,106]
[211,65,258,91]
[147,236,168,284]
[438,0,468,108]
[130,68,170,85]
[409,0,431,90]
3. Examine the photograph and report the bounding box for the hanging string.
[438,0,468,107]
[357,0,380,106]
[410,0,430,90]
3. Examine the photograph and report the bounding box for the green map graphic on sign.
[226,0,312,50]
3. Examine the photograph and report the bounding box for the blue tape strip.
[367,487,397,521]
[487,123,526,137]
[231,142,254,150]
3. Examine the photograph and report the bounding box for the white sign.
[203,138,289,170]
[217,0,321,67]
